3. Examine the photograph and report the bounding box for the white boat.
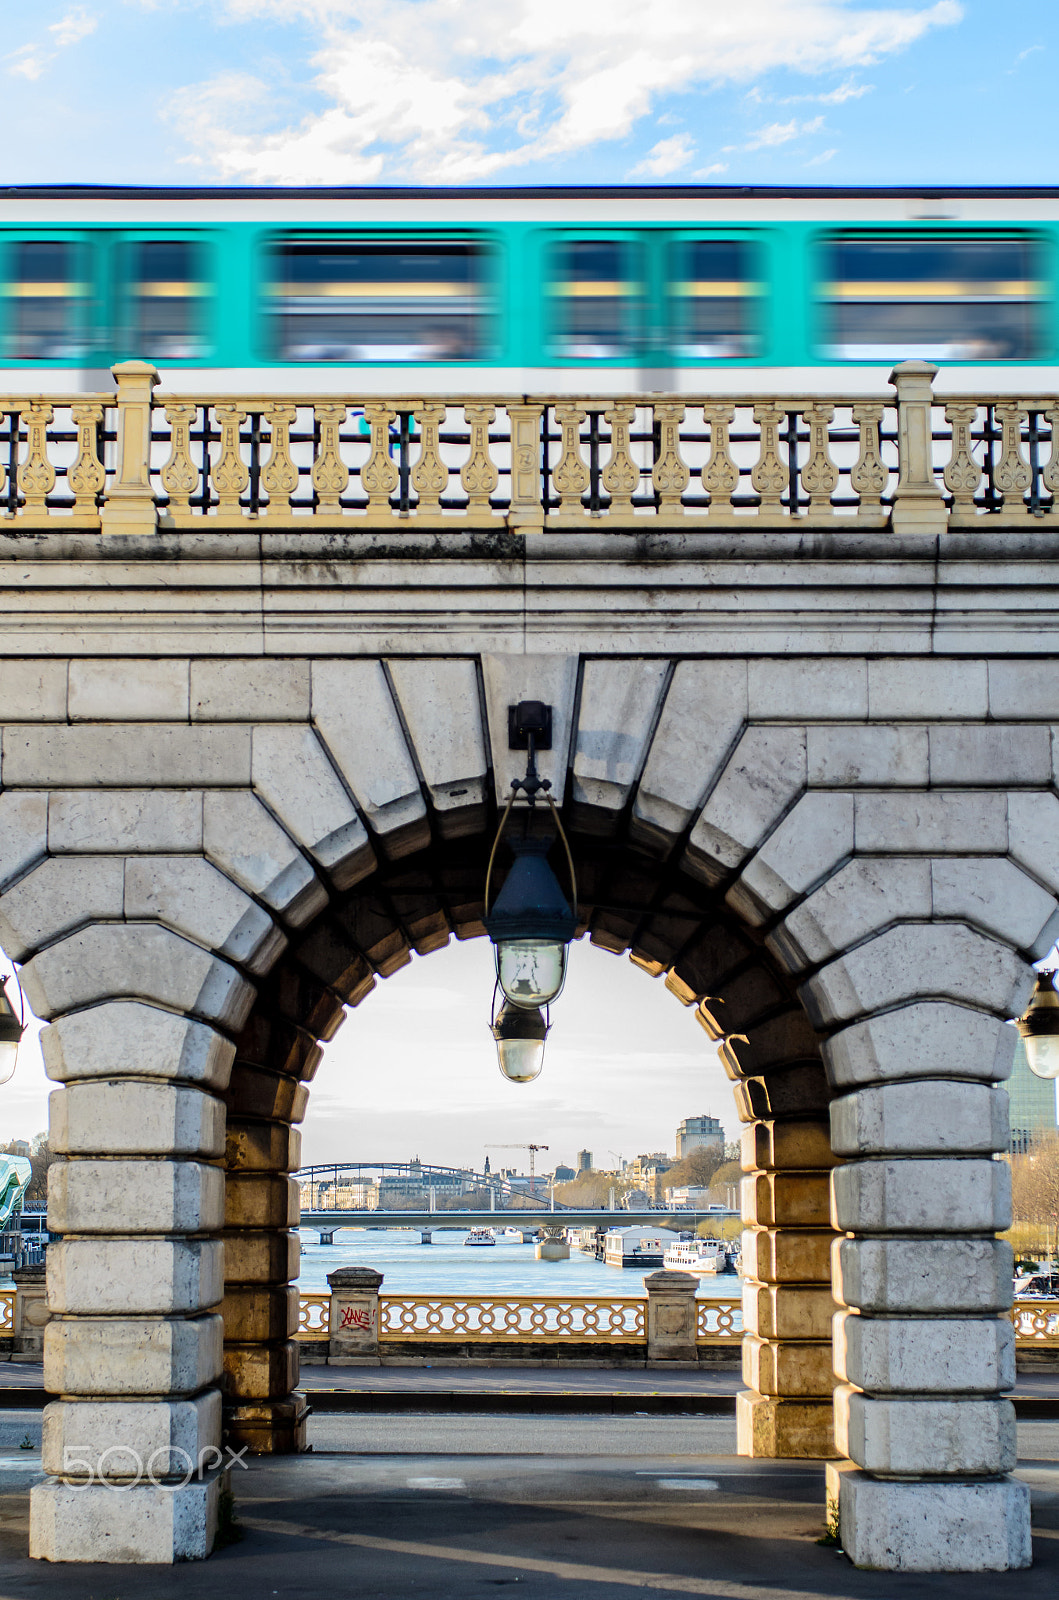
[463,1228,496,1247]
[663,1237,733,1275]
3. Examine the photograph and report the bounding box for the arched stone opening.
[219,820,839,1460]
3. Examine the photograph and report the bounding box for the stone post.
[328,1267,383,1364]
[506,404,544,526]
[737,1117,839,1458]
[889,360,947,534]
[644,1269,698,1364]
[12,1263,50,1356]
[99,361,159,536]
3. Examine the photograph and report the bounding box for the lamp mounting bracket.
[508,701,552,751]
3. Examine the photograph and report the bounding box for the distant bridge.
[300,1208,732,1231]
[296,1160,563,1210]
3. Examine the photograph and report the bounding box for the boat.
[602,1226,667,1269]
[463,1228,496,1247]
[663,1237,735,1275]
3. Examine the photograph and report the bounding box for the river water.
[296,1227,742,1299]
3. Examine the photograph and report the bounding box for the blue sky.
[0,0,1054,188]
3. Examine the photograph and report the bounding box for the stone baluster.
[602,404,638,516]
[942,403,982,511]
[460,404,499,513]
[738,1117,839,1457]
[313,402,351,514]
[551,405,588,511]
[801,404,838,514]
[100,361,160,535]
[702,405,739,512]
[888,361,946,532]
[850,403,888,511]
[411,403,448,515]
[262,404,299,515]
[68,403,106,520]
[1043,406,1059,508]
[506,403,543,524]
[212,406,249,515]
[993,402,1030,509]
[20,403,56,515]
[160,403,199,520]
[750,405,787,513]
[651,403,689,511]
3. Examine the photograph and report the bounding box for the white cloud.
[49,8,97,47]
[630,132,695,177]
[806,145,839,163]
[743,114,824,150]
[162,0,963,183]
[7,45,48,80]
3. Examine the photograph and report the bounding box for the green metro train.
[1,184,1057,392]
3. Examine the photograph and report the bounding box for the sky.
[1,938,737,1171]
[0,1,1054,189]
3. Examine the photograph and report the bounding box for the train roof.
[3,184,1059,201]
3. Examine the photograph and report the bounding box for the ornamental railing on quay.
[5,360,1059,533]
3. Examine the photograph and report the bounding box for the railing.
[1012,1298,1059,1344]
[696,1299,742,1341]
[0,1287,13,1335]
[297,1292,331,1339]
[5,360,1059,534]
[378,1294,648,1342]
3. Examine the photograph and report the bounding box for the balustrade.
[6,363,1059,533]
[0,1286,13,1335]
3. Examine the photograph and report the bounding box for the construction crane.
[486,1143,550,1196]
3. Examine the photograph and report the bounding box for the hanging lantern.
[0,975,25,1084]
[1016,968,1059,1080]
[490,999,548,1084]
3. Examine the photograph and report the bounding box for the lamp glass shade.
[0,1039,16,1079]
[1024,1034,1059,1081]
[496,1035,545,1084]
[496,939,568,1009]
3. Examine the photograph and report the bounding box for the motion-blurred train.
[1,184,1056,393]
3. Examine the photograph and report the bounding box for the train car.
[0,184,1057,395]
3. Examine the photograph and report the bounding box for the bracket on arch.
[508,700,552,751]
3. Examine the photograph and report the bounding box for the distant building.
[666,1185,713,1208]
[553,1164,575,1182]
[1009,1036,1059,1153]
[578,1150,593,1172]
[676,1115,724,1160]
[629,1152,672,1203]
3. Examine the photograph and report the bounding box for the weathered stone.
[48,1239,224,1315]
[68,659,190,722]
[44,1314,223,1398]
[203,789,328,927]
[742,1284,836,1341]
[834,1236,1014,1314]
[222,1338,298,1399]
[30,1471,224,1563]
[742,1228,833,1284]
[312,660,428,855]
[741,1118,836,1173]
[831,1157,1010,1234]
[731,1063,831,1120]
[806,724,928,787]
[930,855,1059,955]
[48,788,203,853]
[719,1011,821,1079]
[480,653,578,806]
[224,1065,309,1124]
[0,855,124,961]
[226,1120,302,1173]
[386,658,488,831]
[632,660,748,849]
[728,792,854,924]
[123,855,286,973]
[0,791,48,889]
[222,1286,299,1343]
[572,660,670,814]
[836,1389,1016,1477]
[2,724,250,787]
[830,1081,1009,1157]
[48,1158,224,1234]
[736,1391,836,1458]
[644,1269,698,1362]
[41,1391,221,1480]
[928,724,1052,785]
[191,659,310,721]
[224,1173,300,1230]
[834,1312,1015,1394]
[40,1002,235,1089]
[853,790,1008,854]
[742,1335,836,1397]
[0,659,68,720]
[747,658,867,719]
[824,1001,1016,1089]
[742,1171,832,1228]
[771,857,931,970]
[221,1230,300,1285]
[867,658,988,719]
[826,1465,1030,1572]
[686,726,806,884]
[50,1082,225,1158]
[251,725,374,887]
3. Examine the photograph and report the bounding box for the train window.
[823,235,1043,360]
[131,240,207,360]
[7,240,84,360]
[670,239,759,359]
[270,240,487,361]
[551,240,642,359]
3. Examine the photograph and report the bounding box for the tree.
[662,1145,725,1193]
[1011,1132,1059,1262]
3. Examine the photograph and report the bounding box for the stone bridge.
[1,360,1057,1568]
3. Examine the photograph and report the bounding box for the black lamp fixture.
[484,701,578,1084]
[0,972,25,1085]
[1016,968,1059,1080]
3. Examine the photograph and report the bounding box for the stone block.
[742,1334,836,1397]
[223,1338,299,1400]
[728,793,853,924]
[720,1011,822,1079]
[191,658,310,721]
[204,789,327,927]
[68,659,190,722]
[742,1171,832,1228]
[742,1284,836,1341]
[686,725,806,884]
[1,724,250,787]
[51,1082,225,1158]
[742,1228,834,1284]
[826,1465,1030,1572]
[664,922,754,1004]
[21,923,256,1028]
[222,1229,301,1285]
[833,1311,1015,1393]
[736,1391,836,1458]
[853,790,1008,854]
[741,1118,835,1173]
[830,1081,1009,1157]
[223,1395,307,1455]
[867,658,988,719]
[572,659,670,813]
[480,653,578,806]
[48,1239,224,1316]
[233,1012,321,1080]
[41,1001,235,1089]
[831,1156,1010,1234]
[387,658,489,828]
[806,724,928,787]
[834,1236,1014,1314]
[123,855,287,973]
[747,658,867,719]
[292,920,375,1002]
[644,1269,698,1362]
[0,855,124,961]
[30,1470,224,1563]
[989,658,1059,718]
[44,1313,224,1397]
[222,1285,299,1343]
[696,965,788,1038]
[0,658,67,719]
[48,788,203,853]
[823,1001,1016,1089]
[225,1119,302,1173]
[312,661,428,855]
[835,1388,1016,1476]
[1008,790,1059,903]
[224,1173,300,1230]
[0,791,48,890]
[632,660,748,848]
[929,724,1052,786]
[931,855,1059,955]
[731,1063,831,1120]
[225,1064,309,1124]
[252,724,374,887]
[41,1391,221,1480]
[48,1158,224,1234]
[771,858,931,970]
[800,924,1031,1030]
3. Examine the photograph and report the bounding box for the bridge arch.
[1,650,1053,1568]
